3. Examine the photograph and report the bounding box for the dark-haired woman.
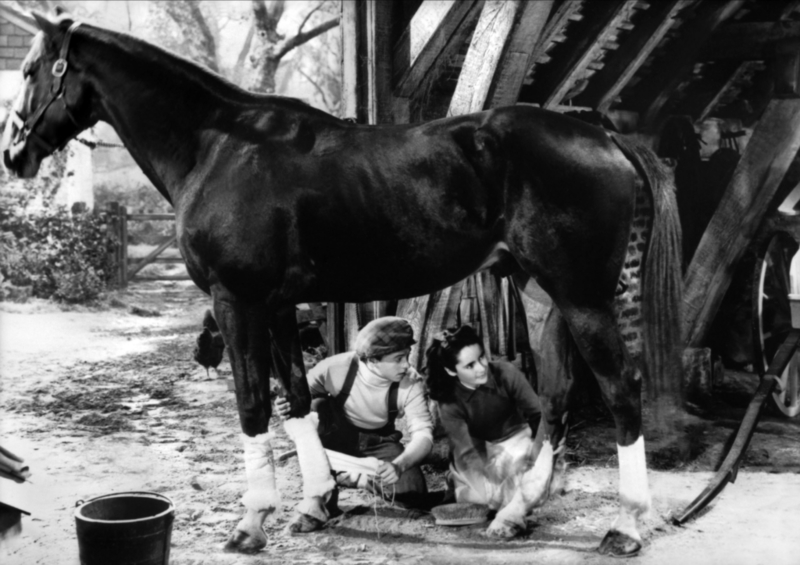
[426,325,558,537]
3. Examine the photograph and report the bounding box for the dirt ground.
[1,280,799,565]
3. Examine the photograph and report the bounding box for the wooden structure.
[335,0,800,375]
[105,202,190,288]
[0,4,35,72]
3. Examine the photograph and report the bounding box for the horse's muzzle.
[3,143,37,178]
[2,147,15,172]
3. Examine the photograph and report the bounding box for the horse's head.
[2,11,94,178]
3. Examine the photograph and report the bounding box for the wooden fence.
[105,201,190,288]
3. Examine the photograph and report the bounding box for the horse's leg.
[560,304,651,556]
[269,305,335,532]
[486,305,577,537]
[210,287,277,554]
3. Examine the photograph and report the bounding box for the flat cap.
[354,316,416,360]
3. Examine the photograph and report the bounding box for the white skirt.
[450,424,540,510]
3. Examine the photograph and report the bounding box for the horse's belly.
[305,238,503,303]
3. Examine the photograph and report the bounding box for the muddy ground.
[1,280,799,565]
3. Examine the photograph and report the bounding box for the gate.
[105,201,190,288]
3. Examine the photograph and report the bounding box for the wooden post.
[105,202,120,288]
[341,0,358,120]
[326,302,346,355]
[119,205,128,288]
[506,276,517,361]
[683,98,800,347]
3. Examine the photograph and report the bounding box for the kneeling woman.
[426,325,559,537]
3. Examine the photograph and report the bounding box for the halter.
[16,21,83,154]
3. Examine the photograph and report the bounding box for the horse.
[3,12,683,557]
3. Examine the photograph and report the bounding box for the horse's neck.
[79,27,268,204]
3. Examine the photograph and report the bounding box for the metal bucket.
[74,492,174,565]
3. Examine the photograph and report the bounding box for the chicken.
[193,309,225,377]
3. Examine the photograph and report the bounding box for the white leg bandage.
[492,439,554,529]
[240,432,280,512]
[283,413,336,499]
[614,435,651,540]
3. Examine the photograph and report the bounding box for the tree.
[243,0,339,94]
[147,1,220,73]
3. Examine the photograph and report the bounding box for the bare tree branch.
[233,22,256,86]
[297,3,323,35]
[276,16,339,60]
[296,66,330,109]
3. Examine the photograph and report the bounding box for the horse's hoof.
[223,528,267,554]
[287,512,325,534]
[485,519,523,539]
[598,529,642,557]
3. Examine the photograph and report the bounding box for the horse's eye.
[21,61,37,78]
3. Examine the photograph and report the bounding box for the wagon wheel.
[752,231,800,417]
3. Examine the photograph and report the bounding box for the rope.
[370,475,397,539]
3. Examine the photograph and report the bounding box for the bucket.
[74,492,175,565]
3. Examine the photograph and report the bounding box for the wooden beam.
[393,0,480,98]
[578,0,685,113]
[365,0,399,124]
[682,98,800,347]
[447,0,520,115]
[485,0,554,108]
[0,4,38,35]
[540,0,630,109]
[528,1,583,69]
[639,0,745,129]
[696,61,760,122]
[703,21,800,60]
[340,0,359,119]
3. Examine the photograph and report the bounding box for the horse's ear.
[32,11,59,36]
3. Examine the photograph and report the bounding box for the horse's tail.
[611,133,684,418]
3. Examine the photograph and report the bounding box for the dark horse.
[3,13,683,557]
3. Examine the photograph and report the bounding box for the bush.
[0,204,116,303]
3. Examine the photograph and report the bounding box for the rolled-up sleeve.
[306,358,331,398]
[400,379,434,445]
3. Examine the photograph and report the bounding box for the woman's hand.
[274,396,291,419]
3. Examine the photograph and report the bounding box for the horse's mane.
[59,16,343,124]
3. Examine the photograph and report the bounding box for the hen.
[193,309,225,376]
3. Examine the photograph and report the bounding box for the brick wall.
[0,19,34,71]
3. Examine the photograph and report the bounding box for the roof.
[0,4,37,36]
[401,0,800,130]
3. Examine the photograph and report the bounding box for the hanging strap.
[387,381,400,423]
[333,354,360,411]
[333,354,401,425]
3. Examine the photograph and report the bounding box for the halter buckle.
[52,59,68,78]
